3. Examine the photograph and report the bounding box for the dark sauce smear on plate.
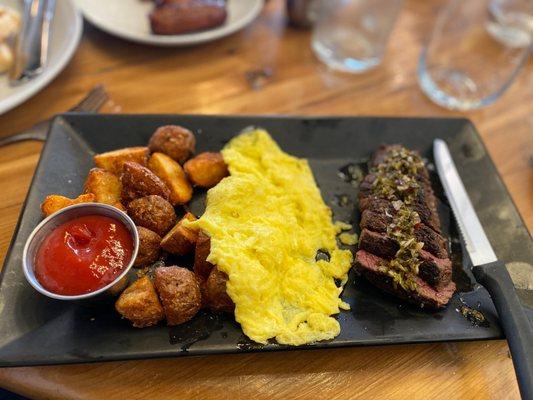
[457,298,490,327]
[315,249,331,262]
[169,311,223,351]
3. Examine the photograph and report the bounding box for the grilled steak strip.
[359,173,441,233]
[360,210,448,259]
[358,229,451,288]
[356,250,456,309]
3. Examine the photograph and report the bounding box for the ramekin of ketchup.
[23,203,139,300]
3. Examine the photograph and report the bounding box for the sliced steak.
[356,144,455,308]
[355,250,456,309]
[358,229,452,288]
[360,210,448,258]
[359,173,441,233]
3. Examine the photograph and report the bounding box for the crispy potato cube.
[134,226,162,267]
[148,152,193,205]
[206,267,234,313]
[154,266,201,326]
[127,195,177,237]
[94,147,149,175]
[121,161,170,203]
[183,152,228,188]
[193,230,214,280]
[161,212,198,255]
[83,168,124,210]
[41,193,95,217]
[148,125,196,164]
[115,276,164,328]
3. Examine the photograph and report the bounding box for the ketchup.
[35,215,134,296]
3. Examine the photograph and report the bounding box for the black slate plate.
[0,114,531,367]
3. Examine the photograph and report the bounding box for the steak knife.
[434,139,533,399]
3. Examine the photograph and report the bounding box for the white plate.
[0,0,82,115]
[75,0,264,46]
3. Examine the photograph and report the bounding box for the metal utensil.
[0,85,109,147]
[434,139,533,399]
[39,0,56,68]
[9,0,56,84]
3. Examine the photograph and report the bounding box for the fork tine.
[69,85,109,113]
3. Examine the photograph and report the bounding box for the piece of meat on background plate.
[150,0,228,35]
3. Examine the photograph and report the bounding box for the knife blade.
[433,138,533,400]
[433,139,497,266]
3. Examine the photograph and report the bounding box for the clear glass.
[311,0,403,73]
[418,0,532,111]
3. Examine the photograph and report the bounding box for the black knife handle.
[473,261,533,399]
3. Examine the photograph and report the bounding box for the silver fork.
[0,85,109,147]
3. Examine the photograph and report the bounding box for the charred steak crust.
[360,213,448,259]
[355,144,455,308]
[356,250,456,310]
[359,173,441,233]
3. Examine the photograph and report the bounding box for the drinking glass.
[311,0,404,73]
[418,0,532,111]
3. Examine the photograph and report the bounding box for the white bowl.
[22,203,139,301]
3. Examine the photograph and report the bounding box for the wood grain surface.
[0,0,531,399]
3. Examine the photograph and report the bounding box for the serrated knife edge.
[433,139,497,266]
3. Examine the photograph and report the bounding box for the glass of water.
[311,0,404,73]
[418,0,532,111]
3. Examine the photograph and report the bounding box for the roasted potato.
[148,152,193,205]
[41,193,95,217]
[148,125,196,164]
[134,226,162,267]
[161,212,198,255]
[115,276,165,328]
[127,195,177,236]
[206,267,234,313]
[198,278,209,309]
[154,266,202,326]
[107,275,129,297]
[193,230,214,280]
[121,161,171,203]
[183,152,228,188]
[83,168,124,210]
[94,147,149,175]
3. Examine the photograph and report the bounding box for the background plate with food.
[0,0,81,115]
[75,0,264,46]
[0,114,531,366]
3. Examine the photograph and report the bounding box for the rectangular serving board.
[0,114,531,367]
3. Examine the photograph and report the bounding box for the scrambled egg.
[339,232,359,246]
[192,129,353,345]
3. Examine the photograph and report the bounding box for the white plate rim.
[77,0,264,47]
[0,0,83,115]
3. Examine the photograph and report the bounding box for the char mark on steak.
[359,173,441,233]
[360,210,448,259]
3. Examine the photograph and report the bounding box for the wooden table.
[0,1,531,399]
